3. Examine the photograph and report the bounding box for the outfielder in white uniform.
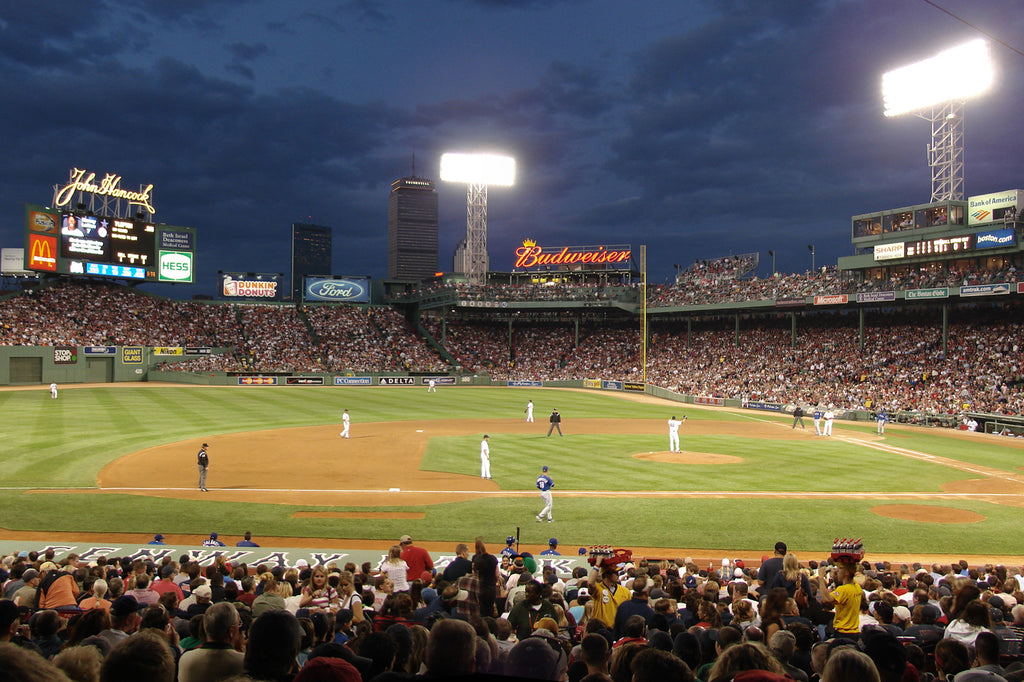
[480,435,491,479]
[667,415,686,452]
[525,400,534,422]
[428,379,437,392]
[340,409,350,438]
[823,409,834,437]
[50,382,58,399]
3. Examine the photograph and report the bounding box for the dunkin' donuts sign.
[513,239,632,269]
[220,273,281,299]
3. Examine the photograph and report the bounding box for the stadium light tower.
[882,39,995,202]
[440,152,515,285]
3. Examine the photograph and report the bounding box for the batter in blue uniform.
[536,465,554,522]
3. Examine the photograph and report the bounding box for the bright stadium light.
[439,153,515,186]
[882,39,995,202]
[440,152,516,285]
[882,39,994,117]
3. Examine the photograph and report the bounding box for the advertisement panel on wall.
[304,277,370,303]
[219,272,283,299]
[974,228,1016,250]
[968,189,1021,225]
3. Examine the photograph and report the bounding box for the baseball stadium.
[4,178,1024,572]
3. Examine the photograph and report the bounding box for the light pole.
[807,244,815,272]
[767,250,775,277]
[440,153,515,285]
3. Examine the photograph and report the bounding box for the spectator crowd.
[4,538,1024,681]
[1,277,1023,418]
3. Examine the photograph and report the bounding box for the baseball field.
[2,383,1023,563]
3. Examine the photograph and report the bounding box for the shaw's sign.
[54,168,156,214]
[513,239,631,269]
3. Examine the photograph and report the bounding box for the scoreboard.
[25,204,195,283]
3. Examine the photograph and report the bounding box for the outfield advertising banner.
[601,380,623,391]
[83,346,117,355]
[53,346,77,364]
[153,347,183,356]
[379,377,415,386]
[507,380,543,387]
[813,294,849,306]
[583,379,601,389]
[237,376,278,385]
[286,377,324,385]
[775,298,805,307]
[694,396,725,406]
[121,347,143,364]
[335,377,372,385]
[420,377,456,386]
[624,382,645,392]
[304,277,370,303]
[745,401,782,411]
[220,272,282,299]
[185,347,212,356]
[968,189,1021,225]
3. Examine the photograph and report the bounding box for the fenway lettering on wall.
[513,239,631,269]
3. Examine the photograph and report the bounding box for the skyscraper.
[291,223,332,300]
[388,175,438,280]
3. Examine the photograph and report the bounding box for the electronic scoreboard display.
[26,204,195,283]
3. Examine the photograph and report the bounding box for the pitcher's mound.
[633,451,743,465]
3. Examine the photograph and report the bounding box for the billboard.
[24,204,195,283]
[219,272,283,299]
[968,189,1021,225]
[304,276,370,303]
[513,239,632,270]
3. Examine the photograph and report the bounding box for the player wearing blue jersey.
[876,409,888,435]
[536,465,554,522]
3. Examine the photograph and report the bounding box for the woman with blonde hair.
[336,569,364,624]
[378,545,410,592]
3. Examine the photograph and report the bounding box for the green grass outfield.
[1,384,1022,557]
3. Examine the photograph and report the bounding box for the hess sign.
[513,239,632,269]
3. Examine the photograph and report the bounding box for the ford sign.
[305,277,369,302]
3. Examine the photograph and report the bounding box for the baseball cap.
[39,561,58,572]
[202,443,208,447]
[542,466,549,472]
[549,538,558,546]
[734,568,744,578]
[441,585,468,602]
[295,559,309,568]
[399,535,412,543]
[21,569,38,582]
[685,575,697,588]
[154,534,164,541]
[210,532,218,539]
[577,587,589,597]
[111,595,140,618]
[893,606,912,622]
[506,536,516,544]
[193,584,213,600]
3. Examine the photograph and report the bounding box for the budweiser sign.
[513,239,632,269]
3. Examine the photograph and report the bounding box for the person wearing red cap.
[399,535,433,585]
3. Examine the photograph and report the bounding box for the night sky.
[2,0,1022,296]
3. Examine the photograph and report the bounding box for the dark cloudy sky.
[2,0,1022,295]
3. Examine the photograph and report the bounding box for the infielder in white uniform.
[50,382,58,399]
[340,409,350,438]
[428,379,437,392]
[480,435,491,479]
[823,408,834,436]
[525,400,534,422]
[667,415,686,452]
